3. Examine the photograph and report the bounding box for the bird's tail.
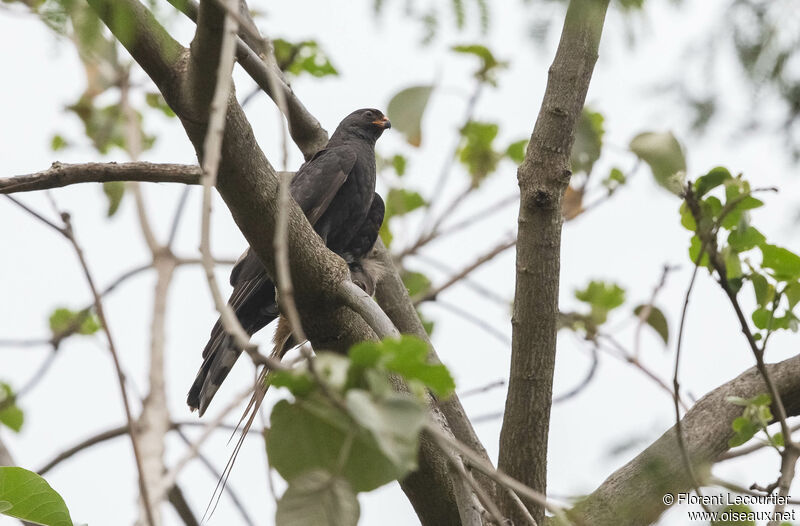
[187,322,240,416]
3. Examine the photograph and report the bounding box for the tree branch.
[167,0,328,158]
[563,354,800,525]
[0,162,201,194]
[499,0,610,522]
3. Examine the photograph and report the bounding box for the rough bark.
[560,354,800,525]
[498,0,610,523]
[83,0,478,522]
[0,162,201,194]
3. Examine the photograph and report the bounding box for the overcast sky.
[2,0,799,525]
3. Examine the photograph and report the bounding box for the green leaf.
[275,470,358,526]
[724,248,743,280]
[688,235,710,268]
[382,337,455,397]
[384,188,426,220]
[772,432,785,448]
[379,221,393,248]
[784,281,800,310]
[145,92,175,117]
[761,244,800,281]
[601,167,626,191]
[273,39,338,78]
[402,271,431,297]
[694,166,731,197]
[629,131,686,195]
[387,86,434,147]
[751,273,774,307]
[103,181,125,217]
[0,467,73,526]
[50,134,68,151]
[575,281,626,325]
[632,305,669,345]
[458,121,501,186]
[451,44,507,84]
[267,398,406,491]
[729,416,759,447]
[345,390,426,469]
[67,97,155,155]
[48,307,100,337]
[270,369,315,397]
[751,308,770,329]
[570,108,604,175]
[728,226,765,252]
[679,202,696,231]
[505,139,528,164]
[348,336,455,398]
[391,154,407,177]
[313,353,351,392]
[0,384,23,433]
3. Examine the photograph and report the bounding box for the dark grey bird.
[188,108,390,416]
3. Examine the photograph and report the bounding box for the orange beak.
[372,116,391,129]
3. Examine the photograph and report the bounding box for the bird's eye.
[365,111,374,118]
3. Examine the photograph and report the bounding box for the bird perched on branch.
[188,108,391,416]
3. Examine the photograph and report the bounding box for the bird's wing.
[290,146,357,226]
[341,193,384,263]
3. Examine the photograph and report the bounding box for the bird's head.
[332,108,391,143]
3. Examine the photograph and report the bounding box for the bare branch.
[564,354,800,526]
[174,429,257,526]
[60,210,155,526]
[336,281,400,339]
[156,388,253,501]
[426,421,564,523]
[166,0,328,158]
[0,162,202,194]
[499,1,610,521]
[414,236,516,304]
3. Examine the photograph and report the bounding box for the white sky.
[1,0,799,525]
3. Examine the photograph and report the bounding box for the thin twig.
[174,429,257,526]
[413,236,517,304]
[167,186,192,248]
[435,431,512,526]
[399,191,518,258]
[61,211,155,526]
[634,264,675,359]
[196,0,256,356]
[424,421,568,524]
[418,81,483,236]
[411,254,511,307]
[458,379,505,398]
[37,421,261,476]
[156,387,253,501]
[431,299,511,345]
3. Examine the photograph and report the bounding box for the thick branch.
[88,0,473,521]
[168,0,328,158]
[564,354,800,526]
[0,162,201,194]
[373,240,497,515]
[499,0,609,523]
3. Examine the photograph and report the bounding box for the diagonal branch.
[563,354,800,526]
[166,0,328,158]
